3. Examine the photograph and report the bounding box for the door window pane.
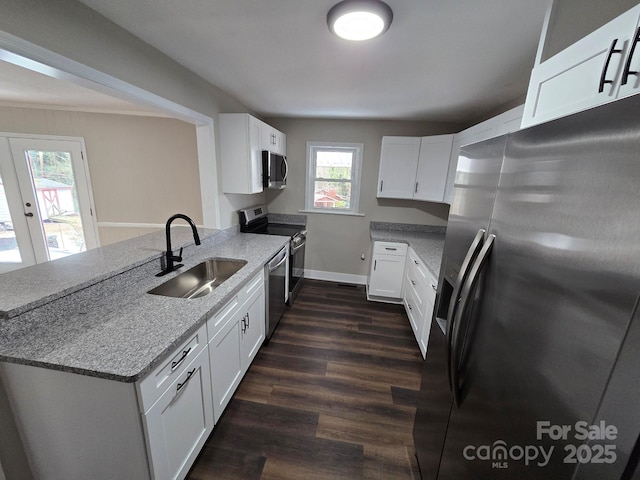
[0,172,21,263]
[26,150,87,260]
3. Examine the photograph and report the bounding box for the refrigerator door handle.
[450,234,495,408]
[446,228,486,390]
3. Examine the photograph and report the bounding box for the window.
[305,142,363,215]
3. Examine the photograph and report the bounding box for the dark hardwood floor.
[188,279,424,479]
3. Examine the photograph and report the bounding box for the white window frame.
[305,141,363,215]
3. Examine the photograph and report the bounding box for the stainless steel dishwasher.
[265,244,289,339]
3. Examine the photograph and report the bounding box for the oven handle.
[291,240,306,253]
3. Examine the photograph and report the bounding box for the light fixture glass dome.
[327,0,393,41]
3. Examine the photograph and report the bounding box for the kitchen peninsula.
[0,227,289,479]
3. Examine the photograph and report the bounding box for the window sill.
[299,209,365,217]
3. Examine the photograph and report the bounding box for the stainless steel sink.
[148,258,247,299]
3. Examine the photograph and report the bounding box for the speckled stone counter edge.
[0,226,237,319]
[0,232,289,383]
[370,221,446,234]
[370,222,447,280]
[268,213,307,226]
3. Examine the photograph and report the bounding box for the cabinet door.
[260,123,286,155]
[414,135,453,202]
[418,277,437,359]
[522,5,640,128]
[444,132,469,205]
[209,313,243,422]
[219,114,263,194]
[143,347,214,480]
[369,255,406,298]
[377,137,420,199]
[241,288,265,369]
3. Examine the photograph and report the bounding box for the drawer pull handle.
[599,38,623,93]
[414,260,419,265]
[431,284,437,291]
[408,304,413,310]
[176,368,196,393]
[411,280,416,286]
[385,247,397,251]
[171,347,192,371]
[622,26,640,85]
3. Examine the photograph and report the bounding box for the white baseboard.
[305,269,367,285]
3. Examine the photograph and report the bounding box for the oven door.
[288,233,305,304]
[262,151,288,189]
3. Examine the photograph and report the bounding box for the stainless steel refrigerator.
[414,94,640,479]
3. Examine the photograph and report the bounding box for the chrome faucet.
[157,213,201,276]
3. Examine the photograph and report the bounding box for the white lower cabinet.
[142,346,214,480]
[208,269,265,422]
[367,242,407,302]
[403,247,437,359]
[209,307,244,421]
[0,271,267,480]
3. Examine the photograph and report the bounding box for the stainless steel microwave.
[262,150,288,189]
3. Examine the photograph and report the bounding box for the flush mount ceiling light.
[327,0,393,41]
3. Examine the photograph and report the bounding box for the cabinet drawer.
[244,269,265,298]
[142,346,214,480]
[207,294,240,341]
[207,269,265,342]
[403,282,423,336]
[137,323,207,413]
[373,242,408,256]
[406,248,430,284]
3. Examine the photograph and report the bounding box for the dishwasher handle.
[268,247,288,272]
[269,254,287,272]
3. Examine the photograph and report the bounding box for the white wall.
[264,117,461,280]
[0,0,263,229]
[541,0,639,62]
[0,106,204,244]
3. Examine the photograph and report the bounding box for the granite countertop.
[370,222,446,279]
[0,230,289,383]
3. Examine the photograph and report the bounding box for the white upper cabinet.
[377,135,453,203]
[414,135,455,202]
[219,113,263,194]
[219,114,286,194]
[260,123,286,156]
[377,136,422,199]
[522,4,640,128]
[444,105,523,204]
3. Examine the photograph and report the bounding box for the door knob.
[24,212,34,217]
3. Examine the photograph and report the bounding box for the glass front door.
[0,135,99,273]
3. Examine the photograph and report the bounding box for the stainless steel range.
[239,205,307,336]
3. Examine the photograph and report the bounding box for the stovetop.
[266,223,306,237]
[239,205,306,238]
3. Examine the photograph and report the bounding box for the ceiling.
[0,60,163,116]
[2,0,551,123]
